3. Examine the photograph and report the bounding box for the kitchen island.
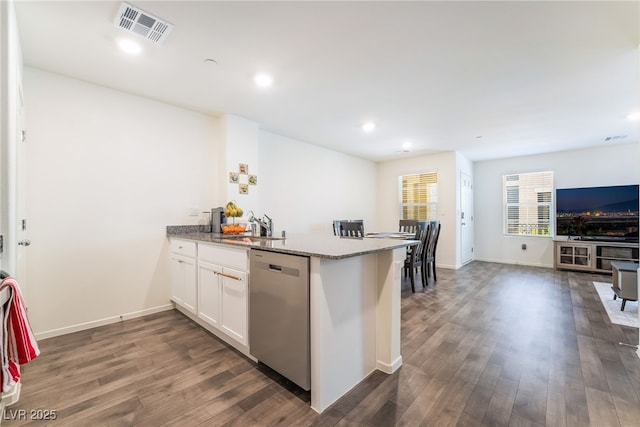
[167,226,417,413]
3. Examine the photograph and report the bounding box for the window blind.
[504,171,553,236]
[400,172,438,220]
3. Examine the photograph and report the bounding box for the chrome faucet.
[262,214,273,237]
[249,212,273,237]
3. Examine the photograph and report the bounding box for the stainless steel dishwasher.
[249,249,310,390]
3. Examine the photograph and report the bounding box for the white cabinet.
[219,267,248,345]
[169,238,249,351]
[197,261,222,328]
[169,239,197,315]
[198,244,247,270]
[197,244,249,347]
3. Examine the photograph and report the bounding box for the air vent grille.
[114,2,173,44]
[604,135,628,142]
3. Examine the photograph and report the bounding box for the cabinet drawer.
[198,244,248,270]
[170,239,197,258]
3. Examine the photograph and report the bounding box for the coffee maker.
[205,207,225,233]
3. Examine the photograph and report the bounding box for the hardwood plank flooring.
[5,262,640,426]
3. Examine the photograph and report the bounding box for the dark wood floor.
[5,262,640,426]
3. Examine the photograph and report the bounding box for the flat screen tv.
[556,184,639,242]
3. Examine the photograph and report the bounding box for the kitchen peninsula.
[167,226,418,413]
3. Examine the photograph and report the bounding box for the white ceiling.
[13,0,640,162]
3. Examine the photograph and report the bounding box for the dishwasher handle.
[252,259,302,278]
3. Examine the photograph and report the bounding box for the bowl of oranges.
[221,223,247,234]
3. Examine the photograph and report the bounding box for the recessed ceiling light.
[118,38,142,55]
[362,122,376,132]
[626,112,640,120]
[254,73,273,87]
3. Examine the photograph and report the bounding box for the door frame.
[0,0,25,280]
[460,171,474,265]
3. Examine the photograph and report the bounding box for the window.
[504,171,553,236]
[399,172,438,220]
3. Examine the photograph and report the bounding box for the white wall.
[474,143,639,267]
[24,67,222,337]
[222,115,260,216]
[0,0,22,276]
[376,151,459,269]
[258,130,377,235]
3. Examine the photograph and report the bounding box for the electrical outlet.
[187,208,199,216]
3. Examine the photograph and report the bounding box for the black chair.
[401,220,426,267]
[338,220,365,238]
[399,219,419,234]
[415,221,428,236]
[404,222,430,292]
[423,221,441,285]
[332,220,347,236]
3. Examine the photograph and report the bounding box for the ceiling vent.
[114,2,173,44]
[603,135,628,142]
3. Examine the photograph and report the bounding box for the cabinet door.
[199,244,248,270]
[558,245,574,266]
[573,245,591,268]
[556,243,592,270]
[170,253,197,314]
[198,261,222,328]
[220,267,248,346]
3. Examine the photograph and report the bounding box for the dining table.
[365,231,417,239]
[366,230,426,292]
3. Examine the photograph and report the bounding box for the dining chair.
[401,220,427,273]
[332,220,345,236]
[423,221,441,286]
[338,220,365,238]
[399,219,419,234]
[404,223,430,292]
[416,220,428,235]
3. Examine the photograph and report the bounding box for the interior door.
[461,172,474,265]
[0,55,28,283]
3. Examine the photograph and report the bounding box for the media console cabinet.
[554,239,639,273]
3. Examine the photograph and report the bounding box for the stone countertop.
[167,226,418,260]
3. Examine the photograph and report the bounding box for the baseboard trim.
[377,355,403,374]
[437,263,457,270]
[34,304,174,340]
[472,257,553,269]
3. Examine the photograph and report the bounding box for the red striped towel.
[0,277,40,392]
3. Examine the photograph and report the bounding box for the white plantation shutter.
[504,171,553,236]
[399,172,438,220]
